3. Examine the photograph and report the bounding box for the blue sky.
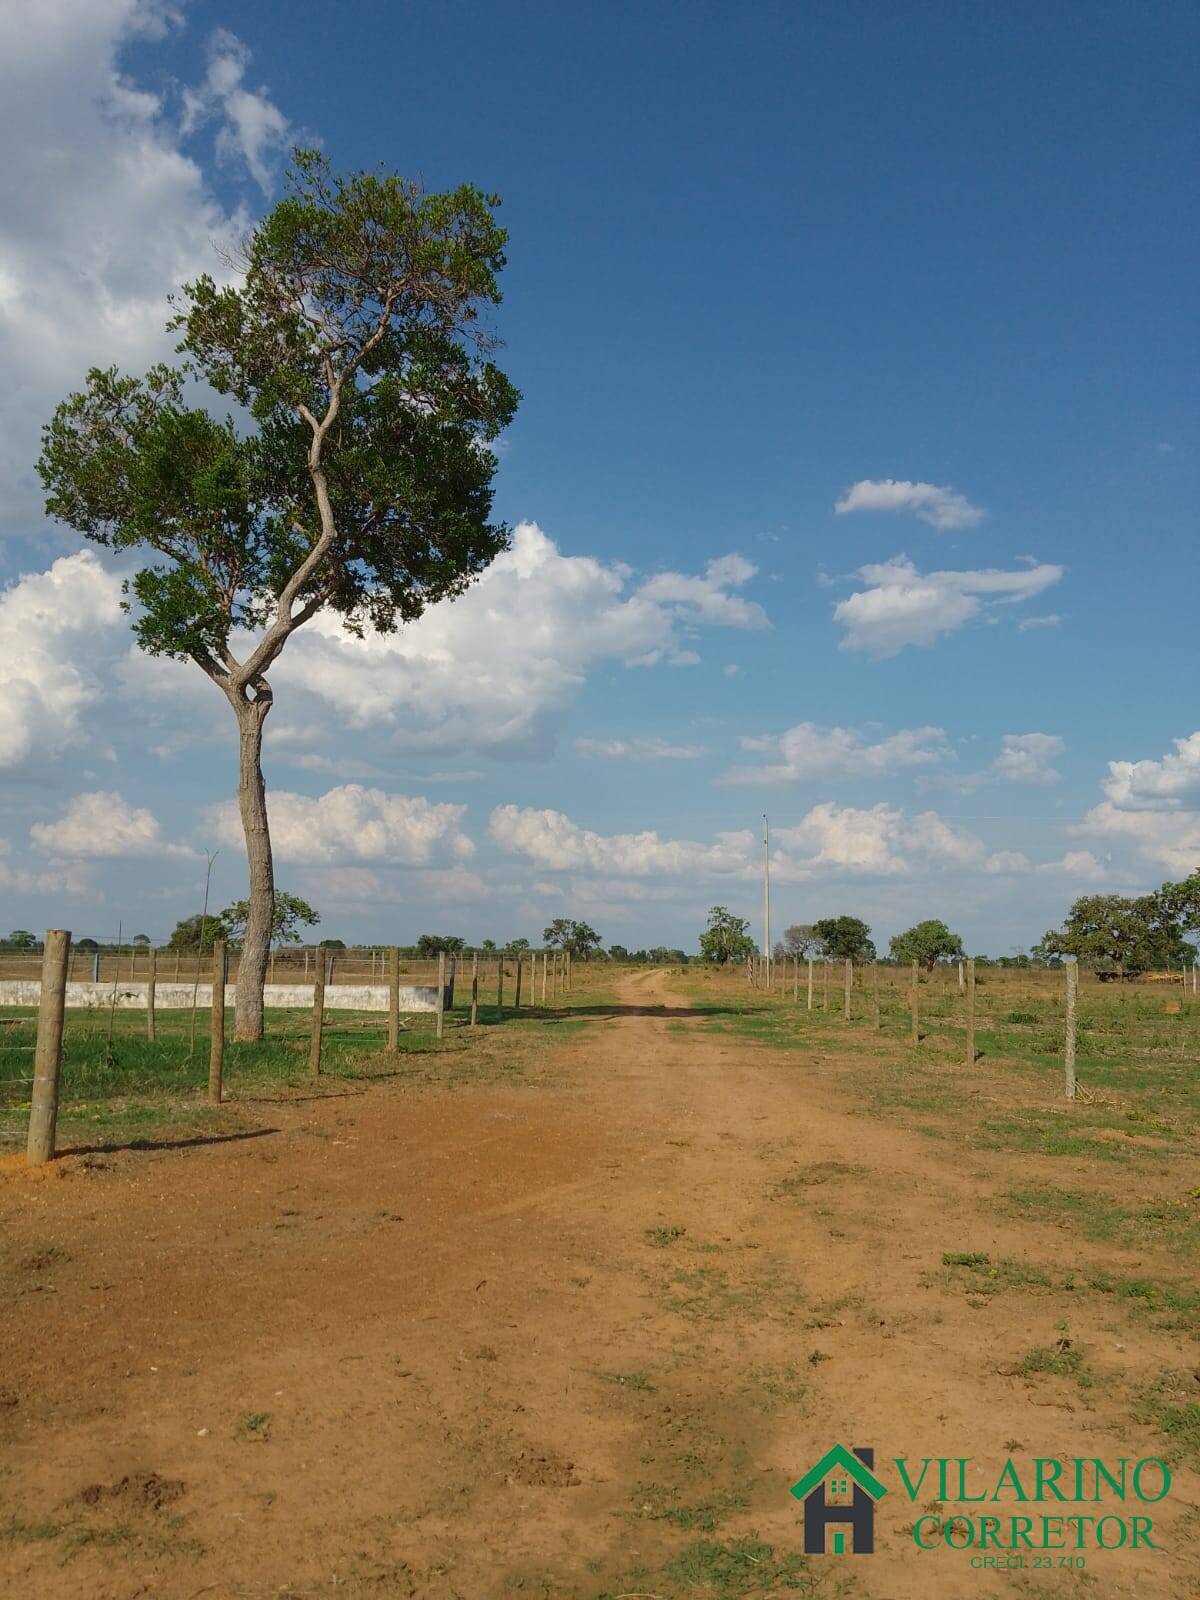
[0,0,1196,953]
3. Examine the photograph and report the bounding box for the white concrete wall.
[0,980,451,1013]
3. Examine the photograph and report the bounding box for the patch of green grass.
[631,1487,750,1533]
[64,1525,135,1553]
[662,1259,805,1325]
[1017,1342,1093,1385]
[0,1519,65,1542]
[645,1224,688,1247]
[976,1113,1148,1162]
[592,1370,655,1393]
[1002,1185,1199,1253]
[1087,1272,1200,1337]
[1136,1375,1200,1468]
[661,1537,814,1595]
[940,1254,1053,1293]
[749,1364,807,1405]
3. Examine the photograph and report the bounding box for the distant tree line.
[10,869,1197,978]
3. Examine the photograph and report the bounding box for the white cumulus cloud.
[0,3,286,531]
[0,552,126,767]
[181,27,293,192]
[575,737,705,760]
[722,722,946,786]
[834,479,984,531]
[489,805,753,877]
[1101,732,1200,811]
[30,790,193,859]
[994,733,1064,786]
[211,785,474,867]
[272,522,768,757]
[1074,731,1200,876]
[490,800,1030,886]
[833,555,1064,658]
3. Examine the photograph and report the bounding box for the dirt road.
[1,971,1195,1598]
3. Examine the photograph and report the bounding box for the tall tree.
[38,151,518,1039]
[543,918,603,958]
[889,919,965,970]
[1036,891,1194,975]
[813,916,875,963]
[415,934,466,956]
[220,891,319,947]
[781,923,823,959]
[698,906,757,965]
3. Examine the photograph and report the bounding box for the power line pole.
[762,813,771,988]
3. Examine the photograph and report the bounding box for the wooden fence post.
[844,959,852,1020]
[26,929,71,1166]
[146,946,157,1042]
[470,952,479,1026]
[958,959,965,992]
[1064,960,1077,1101]
[436,951,446,1040]
[965,957,976,1066]
[871,961,881,1029]
[806,958,814,1011]
[497,956,505,1011]
[822,959,829,1012]
[209,939,226,1102]
[541,951,548,1005]
[309,945,326,1077]
[910,961,919,1045]
[514,954,522,1009]
[388,946,400,1050]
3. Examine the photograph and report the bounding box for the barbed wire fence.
[1,931,578,1163]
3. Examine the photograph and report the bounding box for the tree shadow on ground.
[62,1126,279,1158]
[467,1002,745,1027]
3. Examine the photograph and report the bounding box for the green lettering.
[1042,1516,1065,1549]
[979,1515,1002,1548]
[1131,1516,1157,1548]
[1011,1516,1034,1549]
[1093,1459,1127,1501]
[913,1515,941,1550]
[1066,1515,1093,1547]
[894,1457,932,1500]
[992,1459,1029,1502]
[1035,1459,1067,1502]
[956,1459,987,1502]
[1098,1516,1127,1549]
[1133,1459,1170,1503]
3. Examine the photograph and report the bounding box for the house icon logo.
[789,1444,887,1555]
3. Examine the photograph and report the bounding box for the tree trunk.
[233,700,274,1041]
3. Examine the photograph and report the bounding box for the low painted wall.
[0,980,452,1013]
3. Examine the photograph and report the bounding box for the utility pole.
[762,813,771,989]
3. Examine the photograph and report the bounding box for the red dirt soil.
[1,970,1196,1598]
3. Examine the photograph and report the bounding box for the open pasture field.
[1,964,1198,1599]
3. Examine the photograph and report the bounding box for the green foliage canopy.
[542,918,603,958]
[698,906,757,965]
[220,892,319,947]
[812,916,875,963]
[889,919,965,970]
